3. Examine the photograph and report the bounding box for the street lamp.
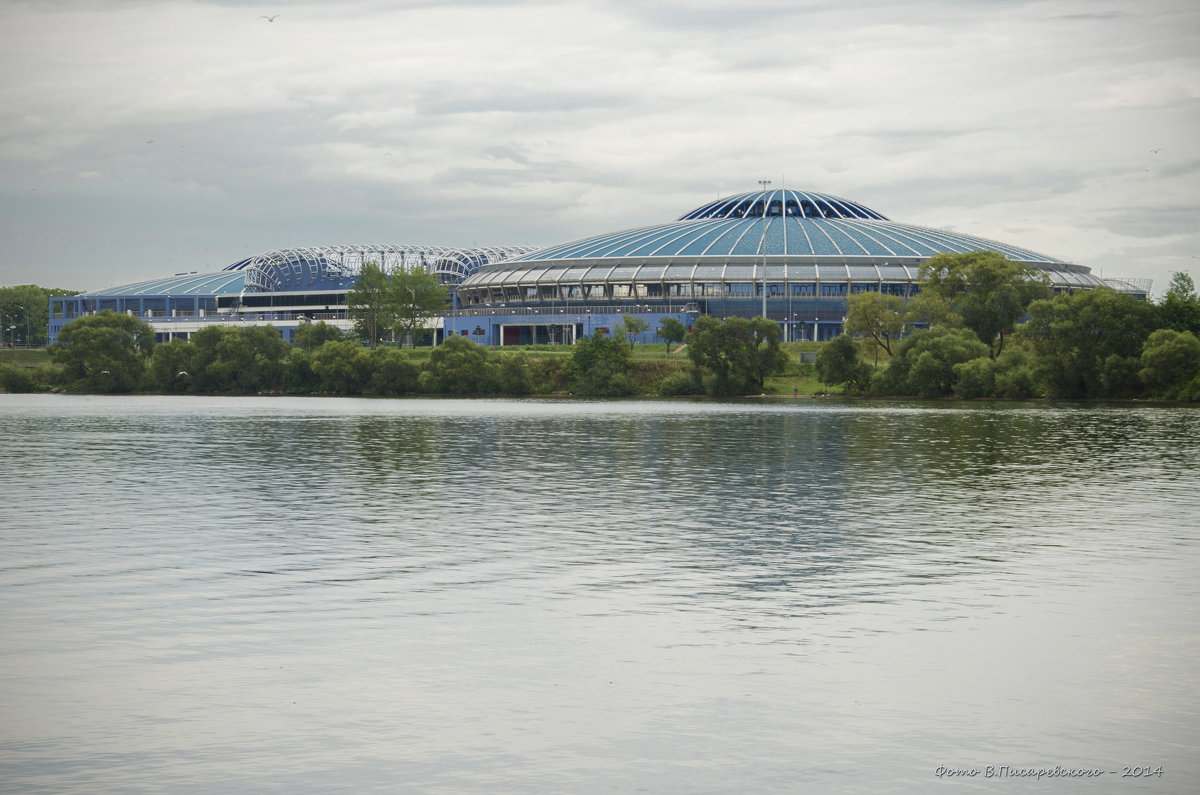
[757,179,771,319]
[15,305,27,347]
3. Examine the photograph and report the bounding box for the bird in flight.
[260,15,279,22]
[1151,148,1162,154]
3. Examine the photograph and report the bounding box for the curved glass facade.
[457,189,1112,316]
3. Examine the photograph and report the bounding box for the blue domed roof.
[502,188,1066,266]
[680,188,888,221]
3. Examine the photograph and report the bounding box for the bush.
[148,339,196,393]
[422,335,496,394]
[282,351,320,394]
[657,370,704,396]
[992,346,1040,399]
[875,327,989,397]
[0,364,37,393]
[370,348,420,395]
[528,356,570,394]
[1139,329,1200,398]
[495,352,533,395]
[570,334,633,396]
[311,339,372,394]
[951,357,995,399]
[816,334,872,393]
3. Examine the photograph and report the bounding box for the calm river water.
[1,394,1197,793]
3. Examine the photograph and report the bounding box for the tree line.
[817,251,1200,400]
[7,250,1197,401]
[0,284,78,347]
[1,310,796,398]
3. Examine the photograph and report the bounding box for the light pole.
[757,179,771,319]
[15,305,27,347]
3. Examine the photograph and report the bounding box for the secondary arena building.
[48,187,1148,346]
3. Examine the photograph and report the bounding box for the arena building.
[48,244,536,344]
[451,187,1150,345]
[48,187,1149,346]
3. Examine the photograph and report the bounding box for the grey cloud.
[1097,206,1200,239]
[415,89,630,116]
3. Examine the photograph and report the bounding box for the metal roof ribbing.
[87,271,246,297]
[505,216,1068,264]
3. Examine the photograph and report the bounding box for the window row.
[459,281,920,304]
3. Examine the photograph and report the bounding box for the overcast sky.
[1,0,1197,295]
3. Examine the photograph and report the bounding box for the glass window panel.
[500,269,531,285]
[582,266,614,282]
[664,264,696,280]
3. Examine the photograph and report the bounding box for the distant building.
[49,188,1149,346]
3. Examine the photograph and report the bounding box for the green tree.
[874,326,989,398]
[390,263,449,348]
[1,284,78,347]
[282,350,321,394]
[186,325,288,393]
[570,333,634,396]
[421,335,495,394]
[1157,272,1200,334]
[991,345,1040,399]
[311,339,372,394]
[816,333,872,393]
[660,317,687,353]
[903,287,960,330]
[686,315,788,395]
[845,292,904,362]
[0,364,38,393]
[918,250,1052,358]
[616,315,650,351]
[293,320,345,351]
[370,348,420,396]
[949,345,1042,399]
[148,339,196,392]
[495,352,533,395]
[1020,288,1158,398]
[1139,329,1200,398]
[348,261,391,348]
[50,309,154,392]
